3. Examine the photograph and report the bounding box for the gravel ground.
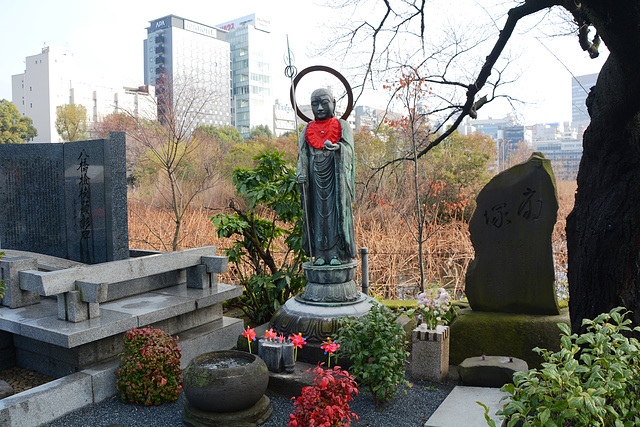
[43,377,454,427]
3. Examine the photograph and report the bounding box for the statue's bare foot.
[330,258,341,266]
[314,258,326,266]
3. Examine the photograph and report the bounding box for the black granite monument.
[0,132,128,264]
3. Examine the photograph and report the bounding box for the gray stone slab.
[201,255,228,274]
[466,153,560,315]
[0,297,137,348]
[156,282,242,308]
[19,246,218,296]
[425,386,509,427]
[105,270,185,301]
[0,250,85,270]
[81,356,120,403]
[187,264,209,289]
[178,316,243,368]
[100,291,197,327]
[0,372,93,427]
[76,281,108,303]
[15,347,78,378]
[0,256,40,308]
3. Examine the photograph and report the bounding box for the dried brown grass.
[128,180,576,300]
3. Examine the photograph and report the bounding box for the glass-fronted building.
[144,15,231,131]
[217,14,274,139]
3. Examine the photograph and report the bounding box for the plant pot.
[183,350,269,413]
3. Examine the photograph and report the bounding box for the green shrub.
[492,307,640,426]
[335,304,411,406]
[116,327,182,406]
[211,149,307,324]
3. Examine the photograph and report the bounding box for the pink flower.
[321,338,340,367]
[290,333,307,362]
[264,328,278,340]
[290,333,306,349]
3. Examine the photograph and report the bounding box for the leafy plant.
[335,304,411,406]
[489,307,640,426]
[288,364,358,427]
[116,327,182,406]
[211,149,307,324]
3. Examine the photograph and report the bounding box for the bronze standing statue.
[297,88,356,266]
[270,66,375,363]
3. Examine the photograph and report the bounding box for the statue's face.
[311,92,335,121]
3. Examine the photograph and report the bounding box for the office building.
[144,15,231,130]
[217,14,274,139]
[12,46,154,143]
[571,73,598,125]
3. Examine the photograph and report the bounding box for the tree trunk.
[566,1,640,332]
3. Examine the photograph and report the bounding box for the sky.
[0,0,608,126]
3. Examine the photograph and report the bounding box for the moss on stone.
[449,308,570,369]
[382,299,417,311]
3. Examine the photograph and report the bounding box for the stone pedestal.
[449,307,570,369]
[271,260,378,364]
[411,325,450,382]
[183,396,272,427]
[458,355,528,388]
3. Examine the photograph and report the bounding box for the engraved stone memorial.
[0,132,128,264]
[465,152,560,315]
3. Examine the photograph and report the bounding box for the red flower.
[243,328,256,341]
[243,328,256,354]
[290,333,306,349]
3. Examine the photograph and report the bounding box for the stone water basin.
[183,350,269,413]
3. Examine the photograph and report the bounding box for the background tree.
[122,71,226,251]
[94,112,141,181]
[248,124,273,140]
[327,0,640,333]
[196,124,243,146]
[55,104,88,142]
[0,99,37,143]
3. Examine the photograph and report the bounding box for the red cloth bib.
[306,117,341,149]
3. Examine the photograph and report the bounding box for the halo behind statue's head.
[290,66,354,123]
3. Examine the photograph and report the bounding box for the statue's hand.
[297,174,307,183]
[324,140,340,151]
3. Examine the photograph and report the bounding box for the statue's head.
[311,88,336,121]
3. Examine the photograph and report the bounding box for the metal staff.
[284,36,313,261]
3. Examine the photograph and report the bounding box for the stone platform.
[270,293,377,364]
[0,247,244,378]
[450,307,570,369]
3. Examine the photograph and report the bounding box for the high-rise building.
[11,46,73,143]
[571,72,598,125]
[144,15,231,130]
[12,46,155,143]
[217,14,274,139]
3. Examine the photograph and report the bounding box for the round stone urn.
[183,350,269,413]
